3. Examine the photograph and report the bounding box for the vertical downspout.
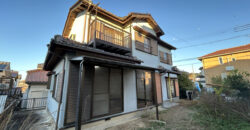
[55,58,66,130]
[75,59,85,130]
[168,73,172,102]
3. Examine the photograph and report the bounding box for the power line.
[177,33,250,49]
[169,23,250,44]
[174,57,197,62]
[175,54,250,67]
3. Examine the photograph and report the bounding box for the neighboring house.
[199,43,250,84]
[0,62,11,88]
[25,69,48,99]
[17,80,29,93]
[0,62,20,89]
[43,0,180,129]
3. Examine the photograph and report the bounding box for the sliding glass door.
[92,66,123,117]
[136,70,154,108]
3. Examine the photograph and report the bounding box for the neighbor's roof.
[199,43,250,59]
[63,0,164,38]
[25,69,48,84]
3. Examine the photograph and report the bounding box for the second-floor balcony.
[89,20,132,55]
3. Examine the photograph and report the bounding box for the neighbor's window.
[219,57,223,64]
[232,58,236,62]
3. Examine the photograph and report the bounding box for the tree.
[223,70,250,99]
[178,72,194,99]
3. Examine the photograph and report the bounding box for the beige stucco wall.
[202,51,250,69]
[204,59,250,83]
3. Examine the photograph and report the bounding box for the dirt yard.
[106,100,203,130]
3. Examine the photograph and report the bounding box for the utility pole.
[192,64,195,82]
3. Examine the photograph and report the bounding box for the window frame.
[52,74,58,101]
[91,66,124,118]
[136,70,154,109]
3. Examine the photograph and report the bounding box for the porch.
[63,56,162,128]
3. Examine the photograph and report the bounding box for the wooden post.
[168,73,172,102]
[75,60,85,130]
[152,71,159,120]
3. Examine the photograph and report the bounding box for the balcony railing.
[89,20,131,50]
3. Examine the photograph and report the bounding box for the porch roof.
[43,35,142,71]
[72,56,180,75]
[72,56,163,71]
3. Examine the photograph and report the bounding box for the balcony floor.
[89,39,131,55]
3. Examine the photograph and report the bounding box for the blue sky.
[1,0,250,79]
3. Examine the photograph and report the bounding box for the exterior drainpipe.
[168,73,172,102]
[55,58,66,130]
[75,58,85,130]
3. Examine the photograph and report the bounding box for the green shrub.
[178,72,194,99]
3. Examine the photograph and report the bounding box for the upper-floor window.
[144,38,151,52]
[232,58,236,62]
[159,51,172,65]
[134,31,158,56]
[219,57,223,64]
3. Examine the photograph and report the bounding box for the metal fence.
[21,97,47,110]
[0,87,22,97]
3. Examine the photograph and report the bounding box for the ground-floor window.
[65,63,123,124]
[136,70,154,108]
[92,66,123,117]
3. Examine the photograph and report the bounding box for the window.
[134,31,158,54]
[52,74,58,98]
[136,70,154,108]
[232,58,236,62]
[144,38,151,52]
[219,57,223,64]
[160,51,172,65]
[52,73,63,102]
[163,53,167,61]
[69,34,76,40]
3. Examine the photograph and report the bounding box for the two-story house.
[198,43,250,84]
[43,0,179,129]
